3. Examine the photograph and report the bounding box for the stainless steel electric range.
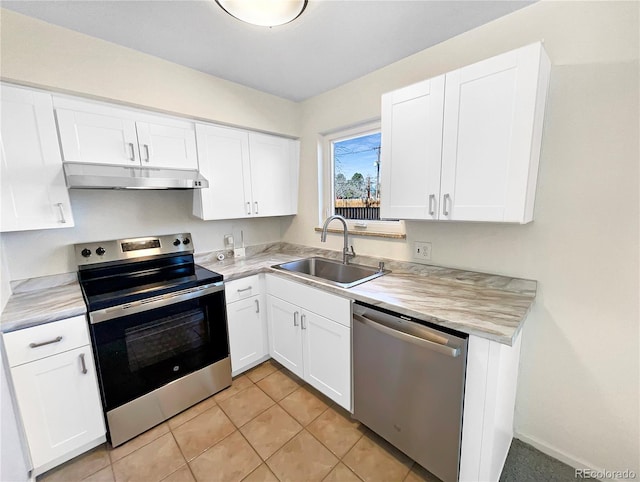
[75,233,231,447]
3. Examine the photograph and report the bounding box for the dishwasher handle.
[353,313,461,358]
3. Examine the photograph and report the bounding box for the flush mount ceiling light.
[216,0,307,27]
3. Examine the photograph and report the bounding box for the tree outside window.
[332,132,381,220]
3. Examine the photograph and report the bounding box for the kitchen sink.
[271,257,390,288]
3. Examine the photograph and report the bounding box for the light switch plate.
[413,241,432,261]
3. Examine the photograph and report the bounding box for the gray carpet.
[500,438,594,482]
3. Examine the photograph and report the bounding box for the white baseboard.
[514,432,605,475]
[513,433,637,482]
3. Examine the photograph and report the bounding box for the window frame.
[319,121,405,236]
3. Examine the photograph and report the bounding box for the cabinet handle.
[55,203,67,224]
[428,194,436,216]
[254,201,259,214]
[301,314,306,330]
[143,144,150,162]
[246,202,251,215]
[255,299,260,313]
[29,336,63,348]
[293,311,299,327]
[128,142,136,161]
[443,193,451,216]
[79,353,88,374]
[237,286,252,293]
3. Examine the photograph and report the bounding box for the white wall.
[0,245,11,310]
[285,0,639,475]
[1,190,285,279]
[0,344,30,482]
[0,9,300,138]
[0,8,301,280]
[0,0,638,476]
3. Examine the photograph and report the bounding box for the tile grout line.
[234,426,280,481]
[166,429,196,482]
[41,361,425,482]
[217,383,278,430]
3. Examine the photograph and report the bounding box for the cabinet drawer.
[225,275,261,304]
[4,315,90,367]
[266,275,351,327]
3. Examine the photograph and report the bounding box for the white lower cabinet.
[459,333,523,482]
[266,296,304,377]
[266,275,352,410]
[225,275,269,376]
[3,316,105,476]
[302,310,351,407]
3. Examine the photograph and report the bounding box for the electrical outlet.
[413,241,432,261]
[224,234,234,248]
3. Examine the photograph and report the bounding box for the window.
[333,132,381,220]
[319,122,405,237]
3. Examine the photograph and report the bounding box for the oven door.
[89,282,228,412]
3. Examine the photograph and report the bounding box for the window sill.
[313,227,406,240]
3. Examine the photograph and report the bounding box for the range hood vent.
[63,162,209,190]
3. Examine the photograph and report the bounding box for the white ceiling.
[2,0,535,101]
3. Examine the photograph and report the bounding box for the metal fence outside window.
[335,206,380,220]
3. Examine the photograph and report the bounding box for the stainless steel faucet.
[320,215,356,264]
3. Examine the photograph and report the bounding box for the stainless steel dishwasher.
[352,302,468,482]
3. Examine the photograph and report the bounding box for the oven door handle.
[89,281,224,324]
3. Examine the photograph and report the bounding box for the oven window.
[91,290,228,411]
[125,309,206,371]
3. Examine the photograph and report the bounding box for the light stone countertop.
[1,243,536,345]
[1,273,86,333]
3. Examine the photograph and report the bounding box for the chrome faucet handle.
[343,245,356,264]
[378,261,385,272]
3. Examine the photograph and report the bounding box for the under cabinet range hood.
[63,162,209,190]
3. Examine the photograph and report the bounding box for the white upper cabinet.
[380,75,445,220]
[134,120,198,169]
[1,84,75,232]
[56,109,140,166]
[193,124,252,220]
[193,124,299,220]
[380,42,550,224]
[54,98,198,170]
[248,133,299,217]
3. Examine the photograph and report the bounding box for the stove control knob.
[182,238,191,245]
[173,239,181,246]
[96,247,106,256]
[81,248,91,258]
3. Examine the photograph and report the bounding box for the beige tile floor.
[38,360,439,482]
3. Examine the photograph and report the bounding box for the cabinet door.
[1,85,75,232]
[193,124,253,220]
[379,76,445,220]
[56,108,140,166]
[135,119,198,170]
[440,43,548,223]
[266,295,303,378]
[302,311,351,410]
[11,346,105,471]
[248,133,298,217]
[227,295,268,376]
